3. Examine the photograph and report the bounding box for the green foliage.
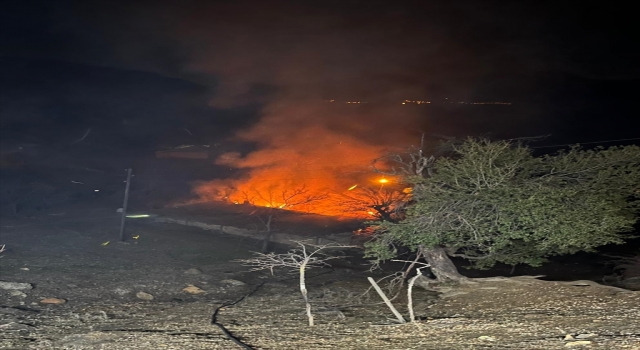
[365,138,640,269]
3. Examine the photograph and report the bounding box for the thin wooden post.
[119,168,132,242]
[367,277,406,323]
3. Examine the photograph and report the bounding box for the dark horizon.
[2,55,638,153]
[2,1,639,154]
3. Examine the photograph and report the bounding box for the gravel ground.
[1,211,639,349]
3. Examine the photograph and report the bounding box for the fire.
[193,147,404,218]
[192,100,415,218]
[194,172,407,219]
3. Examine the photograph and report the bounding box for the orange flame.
[192,100,414,218]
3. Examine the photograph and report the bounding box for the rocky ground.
[1,207,639,349]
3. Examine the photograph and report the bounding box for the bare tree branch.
[236,241,355,326]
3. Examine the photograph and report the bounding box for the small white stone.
[220,279,246,287]
[564,334,575,341]
[0,281,33,290]
[136,291,154,301]
[9,290,27,298]
[477,335,496,341]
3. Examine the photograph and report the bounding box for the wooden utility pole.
[119,168,133,242]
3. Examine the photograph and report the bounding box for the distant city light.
[325,99,511,105]
[403,100,431,105]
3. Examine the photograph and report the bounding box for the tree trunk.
[261,214,274,253]
[420,246,466,282]
[299,262,314,326]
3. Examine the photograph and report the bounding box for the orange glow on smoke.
[194,136,391,217]
[192,100,412,218]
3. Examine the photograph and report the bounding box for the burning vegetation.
[192,100,418,219]
[193,166,410,219]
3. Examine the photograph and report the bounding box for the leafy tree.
[365,138,640,282]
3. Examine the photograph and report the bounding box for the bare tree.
[372,133,443,178]
[236,241,353,326]
[239,185,329,252]
[337,186,409,222]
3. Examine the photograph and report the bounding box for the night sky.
[1,0,639,154]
